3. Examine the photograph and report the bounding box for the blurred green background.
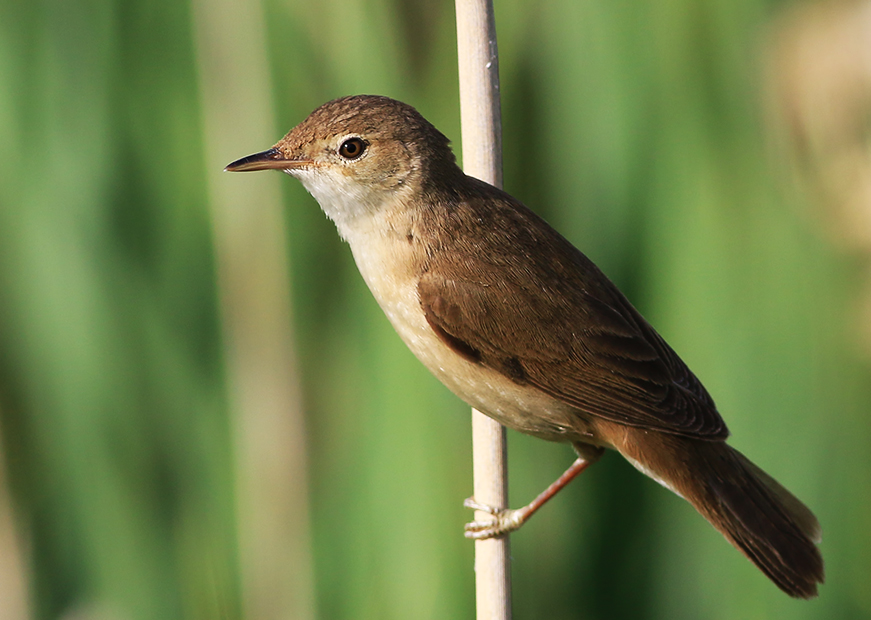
[1,0,870,618]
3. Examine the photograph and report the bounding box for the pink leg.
[464,452,601,539]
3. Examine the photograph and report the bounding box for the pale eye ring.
[338,137,367,160]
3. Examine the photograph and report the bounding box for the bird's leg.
[464,445,604,539]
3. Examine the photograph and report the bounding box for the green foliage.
[0,0,868,618]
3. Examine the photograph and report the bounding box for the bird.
[225,94,824,598]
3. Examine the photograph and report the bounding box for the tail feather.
[614,426,824,598]
[695,446,824,598]
[738,453,822,544]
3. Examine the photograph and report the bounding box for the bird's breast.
[344,215,596,444]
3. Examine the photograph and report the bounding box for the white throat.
[288,168,405,241]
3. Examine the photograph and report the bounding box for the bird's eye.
[338,137,367,160]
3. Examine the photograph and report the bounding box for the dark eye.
[338,137,367,160]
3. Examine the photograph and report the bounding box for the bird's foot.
[463,497,532,540]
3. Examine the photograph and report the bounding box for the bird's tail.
[674,441,824,598]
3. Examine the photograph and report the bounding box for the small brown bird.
[226,95,824,598]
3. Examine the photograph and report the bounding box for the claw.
[461,456,597,540]
[463,497,530,539]
[463,497,500,515]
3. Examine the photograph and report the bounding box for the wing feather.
[417,190,728,440]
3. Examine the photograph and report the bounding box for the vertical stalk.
[455,2,511,619]
[0,418,29,620]
[191,2,315,619]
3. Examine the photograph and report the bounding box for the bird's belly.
[349,234,593,443]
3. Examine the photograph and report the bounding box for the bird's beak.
[224,147,311,172]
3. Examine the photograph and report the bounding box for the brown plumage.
[226,95,824,598]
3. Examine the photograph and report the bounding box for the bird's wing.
[417,195,728,440]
